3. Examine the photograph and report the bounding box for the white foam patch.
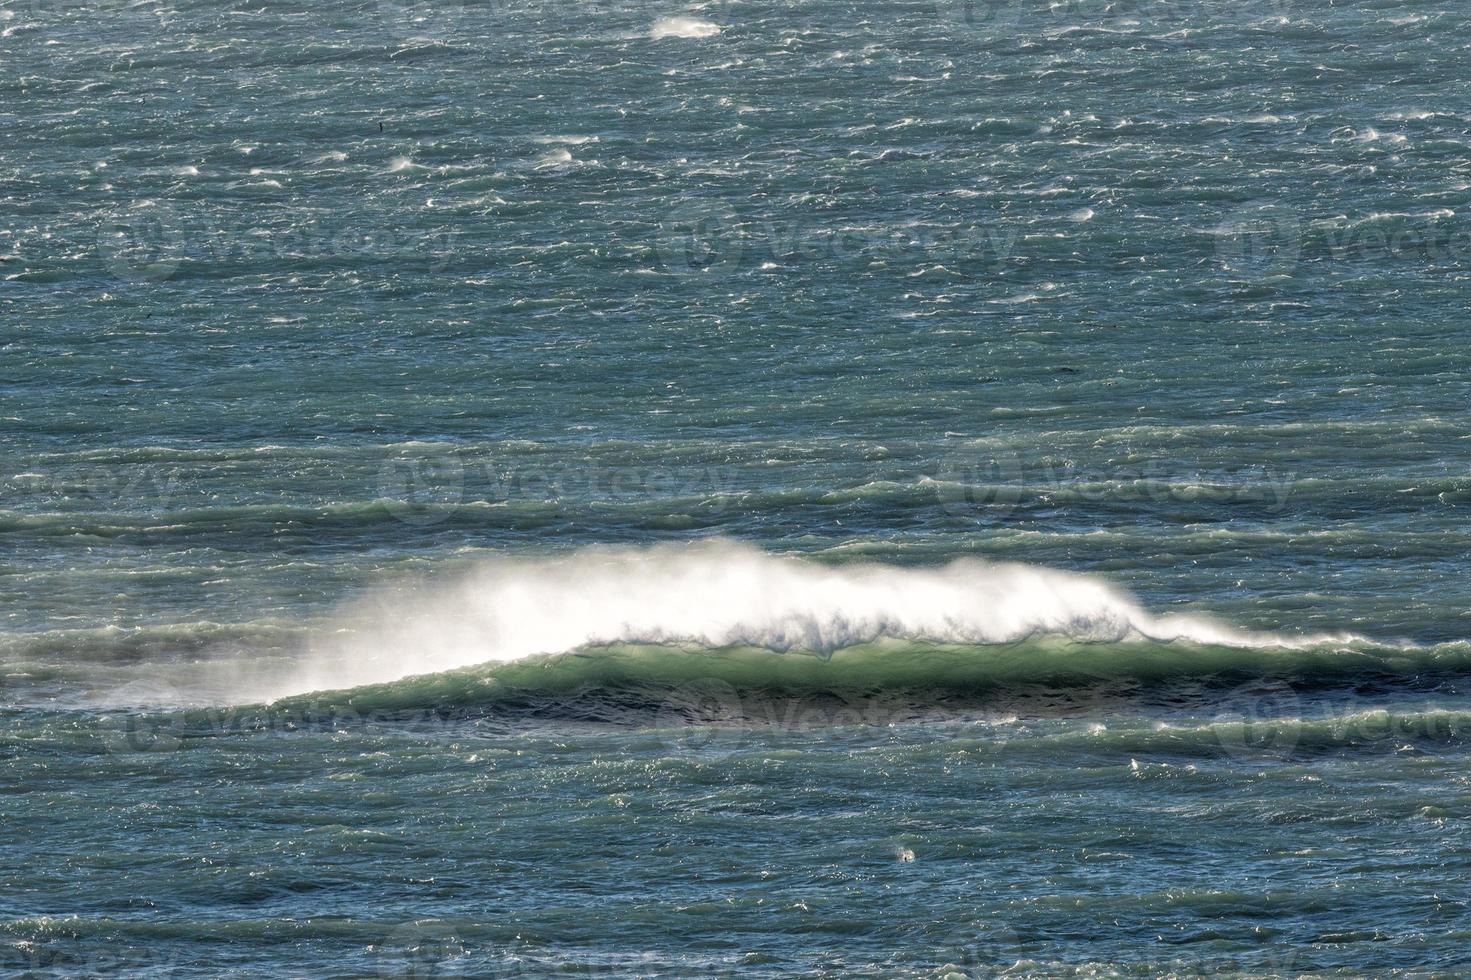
[650,16,720,39]
[533,147,574,169]
[278,540,1346,696]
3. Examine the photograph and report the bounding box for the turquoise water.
[6,0,1471,975]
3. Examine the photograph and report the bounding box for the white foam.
[533,148,574,169]
[650,16,720,39]
[279,541,1343,696]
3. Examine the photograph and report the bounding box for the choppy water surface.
[5,0,1471,975]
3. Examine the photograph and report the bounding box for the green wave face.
[70,639,1471,772]
[268,635,1471,722]
[256,541,1386,700]
[11,543,1455,719]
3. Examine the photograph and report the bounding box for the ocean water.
[5,0,1471,975]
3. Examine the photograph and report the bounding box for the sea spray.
[275,540,1358,698]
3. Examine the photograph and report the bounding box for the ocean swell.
[274,541,1359,699]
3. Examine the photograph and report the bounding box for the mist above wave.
[275,540,1345,698]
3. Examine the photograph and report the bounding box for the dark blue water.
[5,0,1471,975]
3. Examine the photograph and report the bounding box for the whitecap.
[533,148,574,169]
[274,540,1367,695]
[650,16,720,39]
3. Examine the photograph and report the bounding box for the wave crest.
[278,541,1347,698]
[650,17,720,39]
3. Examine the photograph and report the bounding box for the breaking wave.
[649,17,721,39]
[266,540,1380,703]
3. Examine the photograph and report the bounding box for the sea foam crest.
[650,16,720,39]
[286,541,1336,694]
